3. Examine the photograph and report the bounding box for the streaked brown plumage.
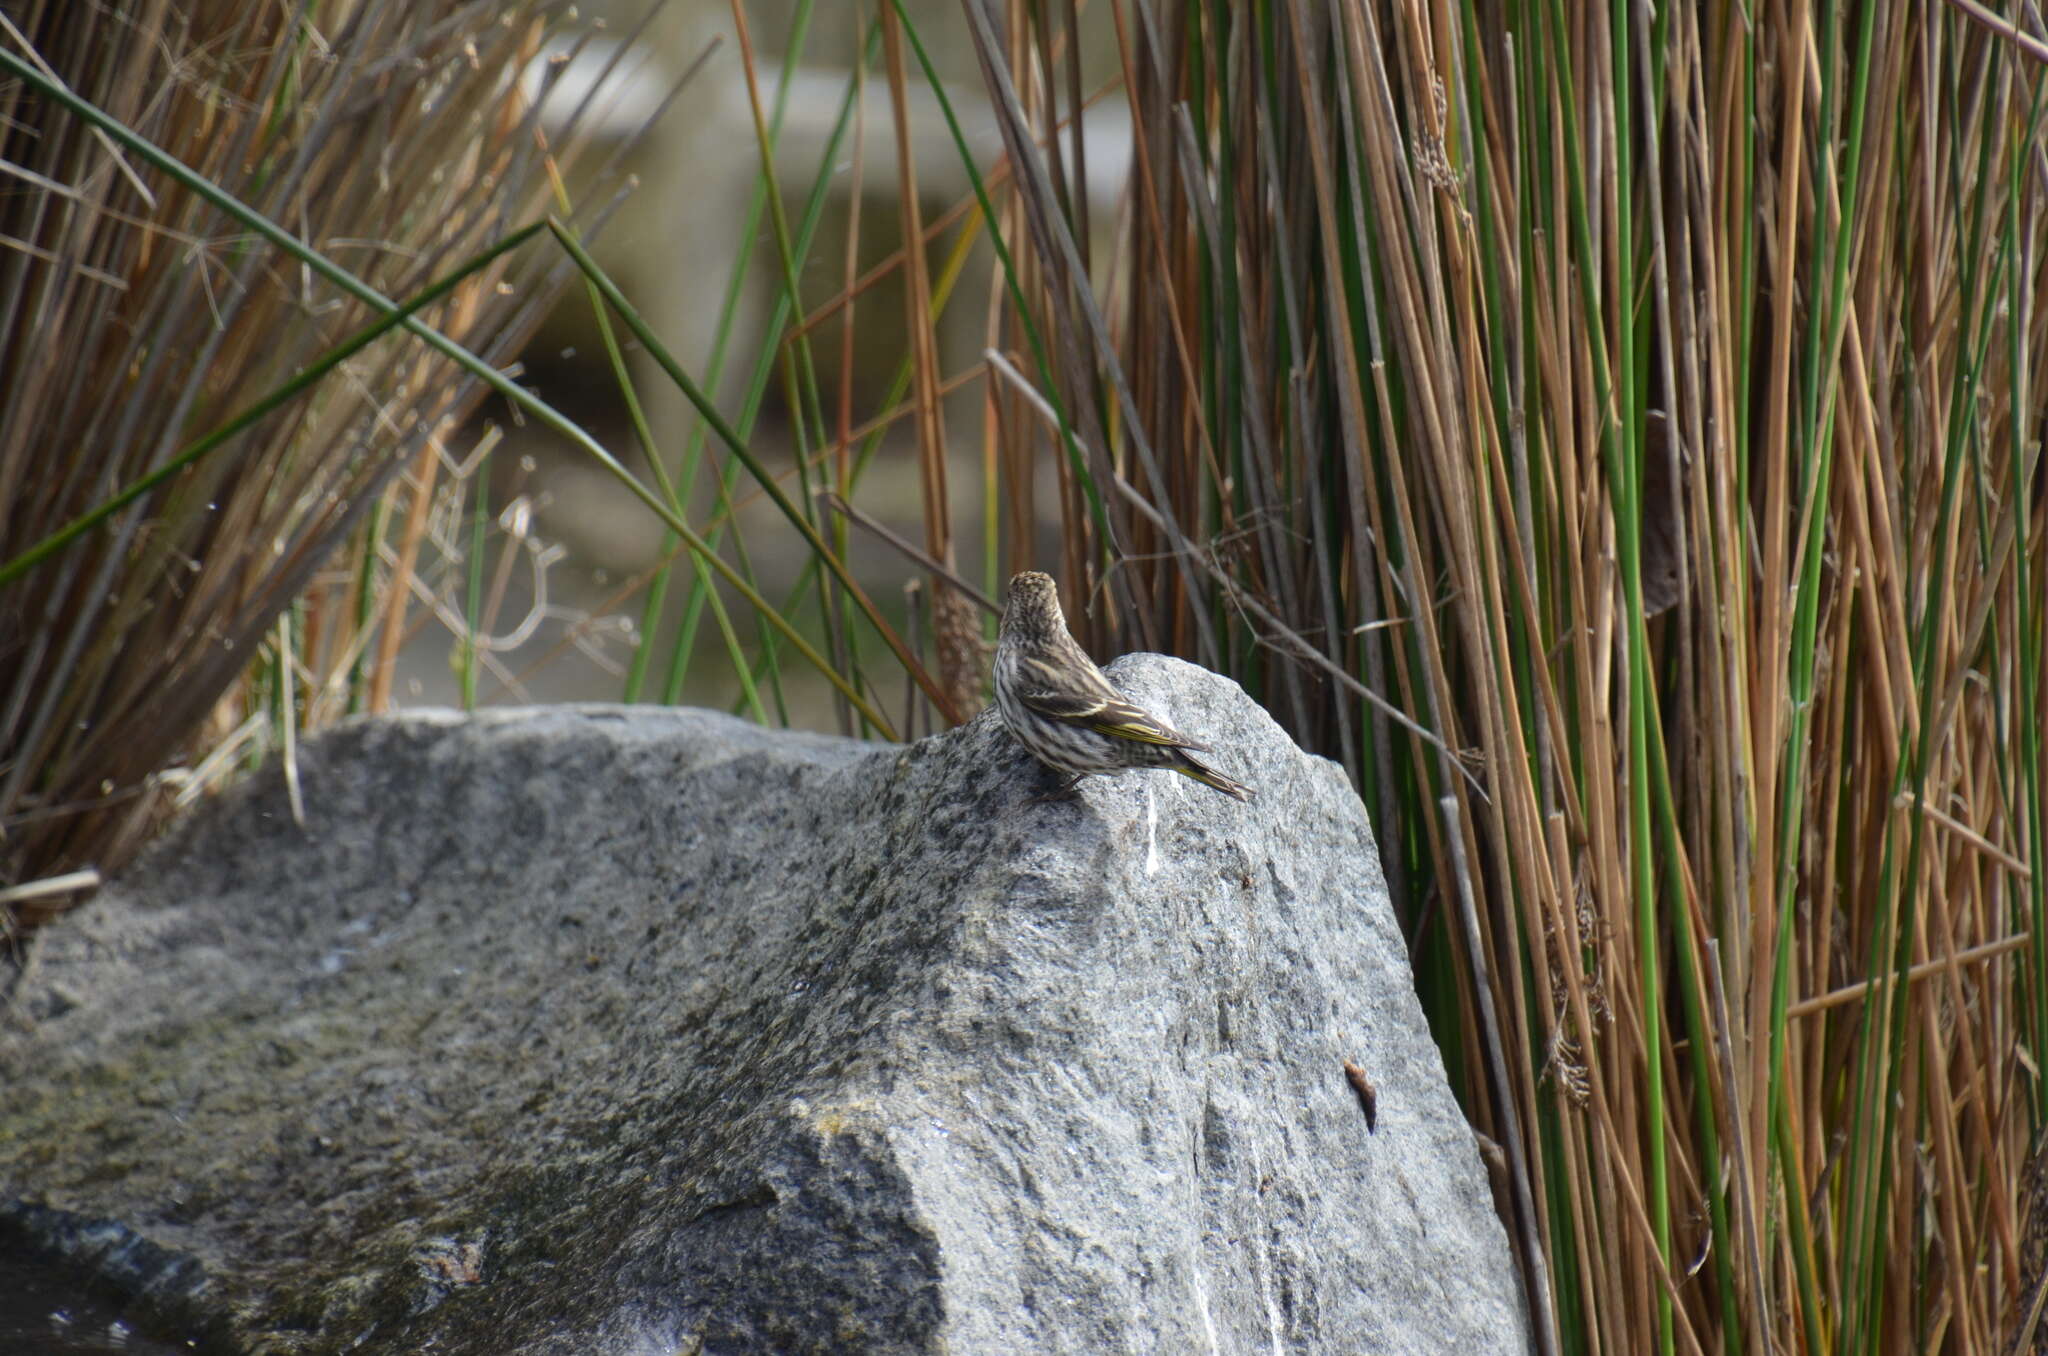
[993,571,1253,801]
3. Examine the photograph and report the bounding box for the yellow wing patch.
[1088,700,1206,750]
[1021,691,1207,751]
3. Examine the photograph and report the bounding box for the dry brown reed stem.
[0,0,596,919]
[877,3,979,720]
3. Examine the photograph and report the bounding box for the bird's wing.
[1018,688,1210,751]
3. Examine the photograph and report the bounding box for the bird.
[993,570,1253,802]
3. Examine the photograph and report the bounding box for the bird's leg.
[1023,771,1086,805]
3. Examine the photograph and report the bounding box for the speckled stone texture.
[0,655,1527,1355]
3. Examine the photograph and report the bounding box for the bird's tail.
[1173,752,1254,801]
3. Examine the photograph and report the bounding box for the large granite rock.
[0,655,1527,1354]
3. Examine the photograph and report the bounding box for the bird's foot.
[1023,773,1086,805]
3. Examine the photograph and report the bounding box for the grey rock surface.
[0,655,1527,1355]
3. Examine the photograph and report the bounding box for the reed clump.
[0,0,588,923]
[947,5,2047,1352]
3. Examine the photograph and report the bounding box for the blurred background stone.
[406,1,1128,721]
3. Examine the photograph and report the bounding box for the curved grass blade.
[543,217,958,728]
[0,219,545,587]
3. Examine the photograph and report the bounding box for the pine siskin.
[994,571,1254,802]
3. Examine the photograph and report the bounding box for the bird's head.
[1003,570,1065,639]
